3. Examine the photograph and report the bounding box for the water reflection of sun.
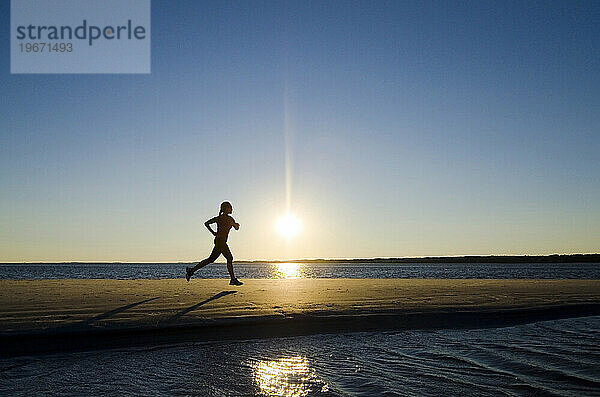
[252,356,327,396]
[274,262,303,279]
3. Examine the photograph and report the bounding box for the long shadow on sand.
[51,296,160,333]
[167,291,237,323]
[81,297,160,326]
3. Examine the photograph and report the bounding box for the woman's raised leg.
[190,245,221,274]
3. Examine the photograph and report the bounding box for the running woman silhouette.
[186,201,243,285]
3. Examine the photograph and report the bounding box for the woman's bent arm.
[204,217,218,236]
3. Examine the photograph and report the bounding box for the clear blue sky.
[1,0,599,261]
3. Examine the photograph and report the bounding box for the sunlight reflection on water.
[273,262,304,279]
[252,356,328,396]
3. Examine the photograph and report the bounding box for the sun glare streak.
[252,356,328,397]
[284,81,293,213]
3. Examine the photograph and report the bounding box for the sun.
[276,213,301,239]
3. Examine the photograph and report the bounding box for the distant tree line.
[260,254,600,264]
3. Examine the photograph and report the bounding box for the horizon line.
[2,253,599,264]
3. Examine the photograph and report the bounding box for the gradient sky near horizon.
[1,1,599,261]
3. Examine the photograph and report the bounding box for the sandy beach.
[1,278,599,356]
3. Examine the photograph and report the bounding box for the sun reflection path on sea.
[273,262,304,279]
[252,356,328,396]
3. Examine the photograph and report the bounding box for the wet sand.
[1,279,599,356]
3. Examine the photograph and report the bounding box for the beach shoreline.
[1,278,599,356]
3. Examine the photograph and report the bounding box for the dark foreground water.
[1,262,599,280]
[1,316,599,396]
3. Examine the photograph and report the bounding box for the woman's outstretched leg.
[186,246,221,281]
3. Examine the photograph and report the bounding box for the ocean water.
[1,261,599,280]
[1,315,599,396]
